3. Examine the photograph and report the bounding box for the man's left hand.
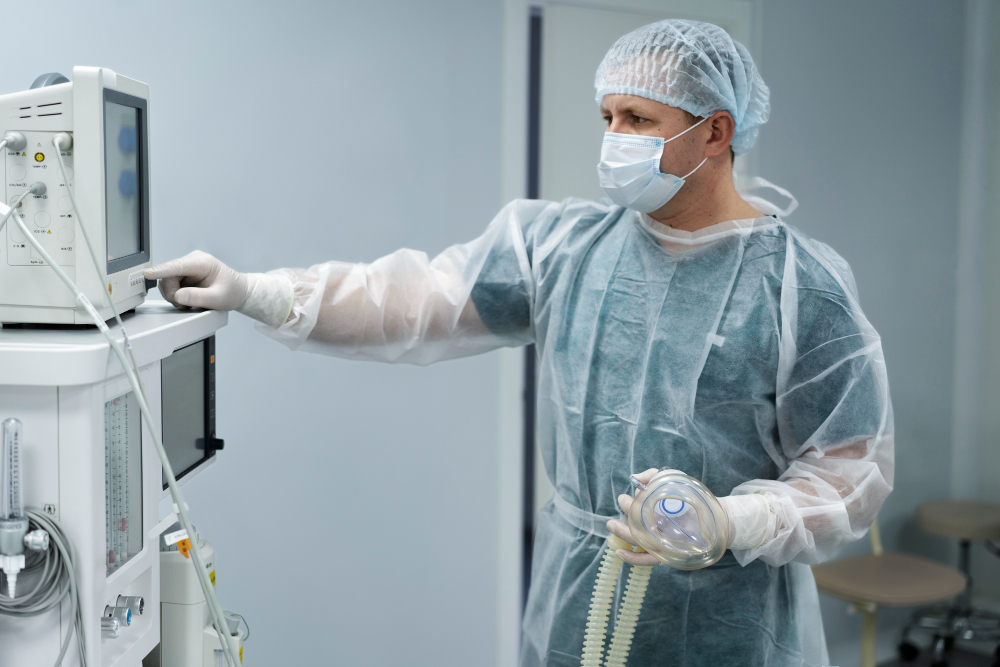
[606,468,661,566]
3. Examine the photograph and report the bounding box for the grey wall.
[2,0,505,664]
[758,1,968,663]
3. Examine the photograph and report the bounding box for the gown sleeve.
[729,233,894,567]
[254,199,551,364]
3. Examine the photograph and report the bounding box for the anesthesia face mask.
[626,469,729,570]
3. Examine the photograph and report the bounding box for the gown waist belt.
[552,492,614,538]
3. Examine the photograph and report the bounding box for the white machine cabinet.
[0,303,227,667]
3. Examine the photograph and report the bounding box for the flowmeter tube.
[2,418,23,520]
[0,418,28,598]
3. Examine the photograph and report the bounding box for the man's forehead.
[600,94,678,115]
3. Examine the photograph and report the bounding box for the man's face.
[599,94,705,178]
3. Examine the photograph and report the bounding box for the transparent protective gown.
[259,198,893,667]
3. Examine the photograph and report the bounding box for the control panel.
[5,131,75,267]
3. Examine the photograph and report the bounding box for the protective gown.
[259,198,894,667]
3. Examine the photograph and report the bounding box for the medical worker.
[146,20,893,667]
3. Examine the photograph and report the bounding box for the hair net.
[594,19,770,155]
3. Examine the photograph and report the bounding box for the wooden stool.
[812,521,967,667]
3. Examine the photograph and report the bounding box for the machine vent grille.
[10,101,63,119]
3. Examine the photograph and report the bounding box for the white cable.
[12,184,242,667]
[0,190,33,235]
[51,137,148,410]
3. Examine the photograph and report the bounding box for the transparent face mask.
[626,469,729,570]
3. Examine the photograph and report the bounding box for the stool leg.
[861,607,878,667]
[959,540,973,616]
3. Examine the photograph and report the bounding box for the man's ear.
[704,111,736,159]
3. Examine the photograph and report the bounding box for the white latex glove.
[607,468,773,566]
[144,251,293,329]
[607,468,662,566]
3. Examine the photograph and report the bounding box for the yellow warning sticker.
[240,645,243,663]
[209,570,216,586]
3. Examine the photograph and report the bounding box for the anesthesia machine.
[0,68,247,667]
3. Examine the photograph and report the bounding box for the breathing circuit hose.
[605,561,652,667]
[582,534,653,667]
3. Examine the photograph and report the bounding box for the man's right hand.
[144,250,251,311]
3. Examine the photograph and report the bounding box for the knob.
[101,616,120,639]
[117,595,144,616]
[23,530,49,552]
[105,604,131,628]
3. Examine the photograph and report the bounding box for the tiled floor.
[879,648,995,666]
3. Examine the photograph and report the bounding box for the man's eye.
[603,116,612,125]
[633,115,648,124]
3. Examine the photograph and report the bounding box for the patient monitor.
[0,66,152,324]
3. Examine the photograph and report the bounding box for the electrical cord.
[11,170,242,667]
[0,188,38,234]
[51,137,145,386]
[50,135,239,665]
[228,610,250,642]
[0,510,87,667]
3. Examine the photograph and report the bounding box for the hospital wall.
[0,1,990,667]
[759,1,985,664]
[1,0,506,665]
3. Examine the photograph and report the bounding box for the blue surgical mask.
[597,117,709,213]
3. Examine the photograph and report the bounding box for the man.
[147,20,893,667]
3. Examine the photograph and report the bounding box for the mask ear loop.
[681,157,708,179]
[662,114,711,144]
[665,116,711,179]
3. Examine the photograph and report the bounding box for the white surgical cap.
[594,19,770,155]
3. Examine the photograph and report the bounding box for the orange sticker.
[177,538,193,558]
[210,354,215,364]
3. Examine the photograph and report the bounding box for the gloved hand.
[144,251,294,329]
[607,468,665,566]
[607,468,773,566]
[145,251,249,310]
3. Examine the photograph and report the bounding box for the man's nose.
[607,118,634,135]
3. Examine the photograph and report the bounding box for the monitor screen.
[103,88,149,274]
[161,337,219,487]
[104,102,141,261]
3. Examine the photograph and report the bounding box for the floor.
[879,648,995,666]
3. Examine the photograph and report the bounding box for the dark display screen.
[161,337,218,487]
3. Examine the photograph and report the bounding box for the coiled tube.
[581,544,624,667]
[604,564,653,667]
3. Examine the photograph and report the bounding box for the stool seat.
[916,500,1000,541]
[812,553,967,607]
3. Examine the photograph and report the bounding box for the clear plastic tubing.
[581,535,626,667]
[581,469,729,666]
[604,562,652,667]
